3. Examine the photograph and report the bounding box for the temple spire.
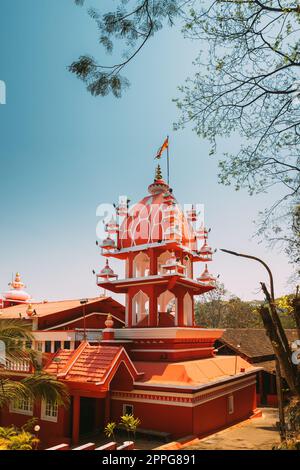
[155,164,162,181]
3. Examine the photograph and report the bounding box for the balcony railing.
[5,359,31,372]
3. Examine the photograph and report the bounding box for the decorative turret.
[198,240,213,262]
[105,216,119,235]
[186,205,197,222]
[148,165,169,195]
[100,236,116,251]
[161,252,186,276]
[197,264,216,285]
[96,259,118,285]
[102,313,115,341]
[2,273,32,305]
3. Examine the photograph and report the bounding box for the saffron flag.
[155,137,169,159]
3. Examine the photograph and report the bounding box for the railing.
[5,359,31,372]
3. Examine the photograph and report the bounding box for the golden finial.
[155,164,162,181]
[26,304,34,317]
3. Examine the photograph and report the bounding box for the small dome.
[118,167,198,251]
[198,264,215,283]
[101,236,115,249]
[199,241,213,255]
[100,260,116,278]
[2,273,32,303]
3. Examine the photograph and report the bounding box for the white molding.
[114,327,224,340]
[130,347,213,353]
[112,378,256,408]
[45,312,124,330]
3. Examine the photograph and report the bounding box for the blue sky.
[0,0,294,302]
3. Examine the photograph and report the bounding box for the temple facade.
[0,167,260,448]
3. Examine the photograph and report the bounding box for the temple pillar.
[177,292,184,326]
[126,293,132,328]
[149,248,157,275]
[149,287,158,327]
[72,395,80,445]
[104,393,110,425]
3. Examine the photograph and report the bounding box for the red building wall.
[111,399,194,438]
[0,403,71,448]
[110,384,256,439]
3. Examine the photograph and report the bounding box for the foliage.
[70,1,179,97]
[195,283,298,329]
[104,421,116,441]
[0,320,69,409]
[71,1,300,266]
[119,414,141,439]
[0,422,39,451]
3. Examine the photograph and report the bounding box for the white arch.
[183,256,192,278]
[157,250,172,275]
[132,290,149,326]
[157,289,177,326]
[183,292,193,326]
[132,252,150,278]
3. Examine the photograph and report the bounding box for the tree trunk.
[292,298,300,338]
[259,305,300,398]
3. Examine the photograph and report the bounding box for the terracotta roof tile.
[219,328,298,359]
[45,343,122,384]
[134,355,258,387]
[0,297,110,319]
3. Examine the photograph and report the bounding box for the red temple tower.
[96,165,223,361]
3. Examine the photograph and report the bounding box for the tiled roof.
[0,296,118,319]
[219,328,299,360]
[45,342,122,384]
[134,355,258,387]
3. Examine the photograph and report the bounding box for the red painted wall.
[110,384,256,439]
[0,403,71,448]
[111,400,193,438]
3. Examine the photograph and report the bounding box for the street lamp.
[234,344,241,375]
[80,298,89,341]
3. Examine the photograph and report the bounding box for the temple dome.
[2,273,32,303]
[118,166,198,251]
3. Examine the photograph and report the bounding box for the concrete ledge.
[46,443,70,451]
[95,442,117,451]
[73,443,96,450]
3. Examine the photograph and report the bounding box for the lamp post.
[220,248,286,440]
[34,425,40,450]
[80,298,89,341]
[234,344,241,375]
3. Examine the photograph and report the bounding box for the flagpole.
[167,135,170,186]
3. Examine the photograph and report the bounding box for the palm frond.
[22,373,70,406]
[0,378,30,408]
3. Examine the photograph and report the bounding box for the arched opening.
[157,250,172,275]
[183,256,192,278]
[183,292,193,326]
[132,252,150,278]
[157,290,177,327]
[132,290,149,326]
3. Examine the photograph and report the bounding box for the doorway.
[79,397,97,436]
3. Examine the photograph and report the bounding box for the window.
[36,341,43,352]
[45,341,51,353]
[228,395,234,415]
[123,404,133,416]
[64,341,70,350]
[41,400,58,422]
[10,398,33,416]
[54,341,61,352]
